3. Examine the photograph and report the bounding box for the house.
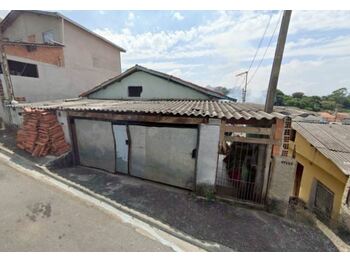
[289,122,350,231]
[0,10,125,124]
[11,64,296,216]
[80,64,234,101]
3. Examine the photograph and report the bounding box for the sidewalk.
[51,165,337,251]
[0,129,339,251]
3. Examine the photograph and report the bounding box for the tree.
[292,92,304,99]
[213,86,230,96]
[274,89,285,106]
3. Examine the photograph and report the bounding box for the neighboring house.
[80,64,234,101]
[289,122,350,231]
[318,111,350,123]
[293,115,328,124]
[0,10,125,123]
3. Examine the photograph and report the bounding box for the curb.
[0,144,232,252]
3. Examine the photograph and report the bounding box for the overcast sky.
[1,10,350,102]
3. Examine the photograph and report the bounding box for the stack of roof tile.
[16,108,70,157]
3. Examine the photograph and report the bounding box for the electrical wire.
[247,13,273,73]
[247,11,283,86]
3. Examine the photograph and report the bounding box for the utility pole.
[264,10,292,113]
[236,71,248,103]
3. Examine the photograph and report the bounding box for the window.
[42,30,54,44]
[0,60,39,78]
[128,86,142,97]
[290,129,296,142]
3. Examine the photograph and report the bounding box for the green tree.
[213,86,230,96]
[274,89,285,106]
[292,92,304,99]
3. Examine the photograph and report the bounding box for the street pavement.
[0,158,178,252]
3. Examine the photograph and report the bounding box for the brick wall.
[4,44,64,66]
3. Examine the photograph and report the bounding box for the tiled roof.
[13,99,285,121]
[292,122,350,176]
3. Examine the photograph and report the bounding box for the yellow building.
[289,122,350,229]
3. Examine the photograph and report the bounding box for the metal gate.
[216,124,277,204]
[129,125,198,190]
[74,119,115,173]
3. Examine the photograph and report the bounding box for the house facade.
[11,65,295,215]
[80,64,233,100]
[0,10,125,124]
[289,122,350,231]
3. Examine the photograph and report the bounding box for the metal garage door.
[129,125,198,190]
[75,119,115,173]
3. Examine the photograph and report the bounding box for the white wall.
[3,53,122,103]
[196,120,221,193]
[89,71,211,100]
[63,21,121,74]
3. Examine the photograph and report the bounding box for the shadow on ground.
[51,166,337,252]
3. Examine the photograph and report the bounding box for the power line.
[247,13,273,73]
[247,11,283,86]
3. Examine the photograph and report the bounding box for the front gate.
[216,124,278,204]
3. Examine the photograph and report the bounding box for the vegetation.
[274,88,350,112]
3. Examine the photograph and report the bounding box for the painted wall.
[63,21,121,73]
[2,52,121,104]
[290,133,348,220]
[196,121,220,193]
[88,71,211,100]
[2,12,63,43]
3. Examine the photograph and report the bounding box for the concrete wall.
[290,133,348,220]
[88,71,211,100]
[56,110,71,145]
[196,120,220,195]
[63,21,121,74]
[2,12,63,43]
[267,156,297,216]
[2,53,122,104]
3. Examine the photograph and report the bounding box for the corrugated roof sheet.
[12,99,285,121]
[292,122,350,176]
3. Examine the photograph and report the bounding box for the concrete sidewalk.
[51,166,337,252]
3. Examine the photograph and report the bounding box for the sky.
[1,10,350,103]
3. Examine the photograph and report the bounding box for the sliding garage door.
[129,125,198,190]
[75,119,115,173]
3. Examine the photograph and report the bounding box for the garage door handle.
[192,149,197,159]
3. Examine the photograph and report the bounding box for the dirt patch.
[26,202,52,222]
